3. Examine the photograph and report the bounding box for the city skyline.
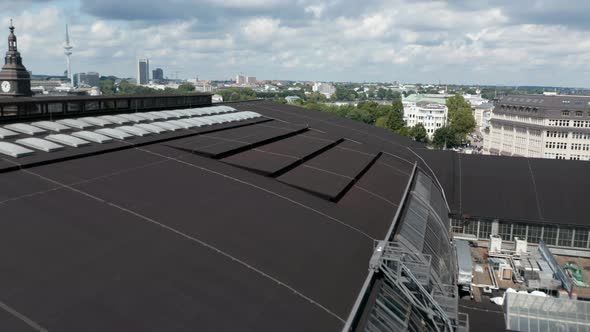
[4,1,590,87]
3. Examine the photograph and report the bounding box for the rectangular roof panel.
[30,121,71,132]
[71,131,114,144]
[116,125,152,137]
[56,118,94,129]
[45,134,91,147]
[95,128,135,140]
[79,117,112,127]
[98,115,131,125]
[0,142,34,157]
[117,114,146,123]
[15,137,64,152]
[4,123,47,135]
[0,127,19,139]
[134,123,168,134]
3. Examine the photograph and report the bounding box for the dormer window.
[562,110,570,116]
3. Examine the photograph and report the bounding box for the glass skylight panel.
[98,115,131,125]
[56,118,94,129]
[134,113,158,121]
[118,114,146,123]
[151,121,182,131]
[184,109,204,116]
[79,116,112,127]
[134,123,168,134]
[0,142,34,158]
[31,121,70,132]
[5,123,47,135]
[116,125,152,137]
[174,109,193,117]
[147,111,169,119]
[0,127,19,139]
[16,137,64,152]
[95,128,134,140]
[166,120,195,129]
[71,131,113,143]
[45,134,91,147]
[162,110,184,118]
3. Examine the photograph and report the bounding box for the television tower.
[63,24,73,86]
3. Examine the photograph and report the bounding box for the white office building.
[312,82,336,99]
[484,94,590,161]
[402,94,448,138]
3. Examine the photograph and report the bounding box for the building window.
[464,220,478,236]
[527,225,543,244]
[543,226,558,246]
[573,228,589,248]
[557,228,573,247]
[499,222,512,241]
[562,110,570,116]
[512,224,527,241]
[576,111,583,117]
[479,220,492,239]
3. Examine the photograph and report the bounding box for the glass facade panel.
[479,220,492,239]
[543,226,558,246]
[574,228,589,249]
[499,222,512,241]
[512,224,527,241]
[451,219,463,233]
[558,228,573,247]
[464,220,478,236]
[527,225,542,244]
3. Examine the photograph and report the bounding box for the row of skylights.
[0,108,262,158]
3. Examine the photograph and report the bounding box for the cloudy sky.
[3,0,590,86]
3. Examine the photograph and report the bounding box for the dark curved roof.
[0,99,587,331]
[0,100,432,331]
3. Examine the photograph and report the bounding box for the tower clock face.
[1,81,10,92]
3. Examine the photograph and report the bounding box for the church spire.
[8,19,17,52]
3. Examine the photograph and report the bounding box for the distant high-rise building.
[246,76,256,84]
[137,58,149,85]
[152,68,164,82]
[63,24,73,86]
[236,74,246,85]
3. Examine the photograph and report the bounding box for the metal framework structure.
[344,166,468,332]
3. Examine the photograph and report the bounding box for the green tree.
[432,126,460,149]
[178,83,196,93]
[99,79,116,95]
[375,116,388,129]
[410,123,428,143]
[376,88,386,100]
[386,98,405,131]
[446,94,476,137]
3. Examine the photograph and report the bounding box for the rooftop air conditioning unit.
[490,235,502,253]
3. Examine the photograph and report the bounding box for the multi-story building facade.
[137,58,149,85]
[152,68,164,82]
[402,94,448,137]
[484,94,590,161]
[312,82,336,99]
